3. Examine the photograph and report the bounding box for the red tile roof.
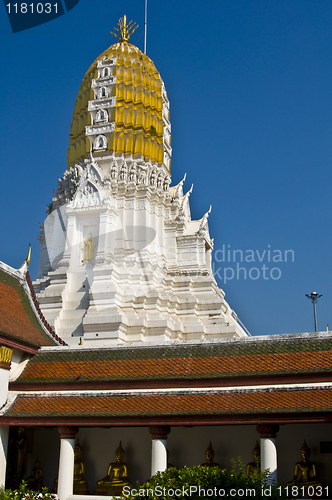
[5,387,332,419]
[0,267,65,348]
[14,335,332,385]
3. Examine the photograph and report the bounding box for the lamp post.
[305,292,322,332]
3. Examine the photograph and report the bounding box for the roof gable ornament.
[18,243,31,275]
[111,15,138,43]
[198,205,212,235]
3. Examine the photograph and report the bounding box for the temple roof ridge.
[36,330,332,354]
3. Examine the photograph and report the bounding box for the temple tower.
[34,17,248,345]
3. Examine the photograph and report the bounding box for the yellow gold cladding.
[0,346,13,367]
[67,41,168,170]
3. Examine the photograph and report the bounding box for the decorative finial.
[199,205,212,232]
[26,244,31,268]
[111,15,138,43]
[18,243,31,274]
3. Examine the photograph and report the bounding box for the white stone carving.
[129,164,137,182]
[88,99,116,111]
[119,162,127,181]
[110,162,117,179]
[94,135,107,150]
[95,109,108,122]
[157,174,163,189]
[137,165,147,185]
[86,124,115,135]
[97,58,116,68]
[92,78,116,88]
[163,175,171,191]
[97,87,108,98]
[149,168,157,186]
[75,182,101,207]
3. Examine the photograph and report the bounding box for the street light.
[305,292,322,333]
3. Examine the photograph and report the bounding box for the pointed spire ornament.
[111,15,138,43]
[18,243,31,274]
[200,205,212,227]
[26,243,31,268]
[174,173,187,199]
[181,184,193,207]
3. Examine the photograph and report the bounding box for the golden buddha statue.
[94,441,130,496]
[26,459,43,491]
[201,442,219,467]
[84,232,94,261]
[52,441,89,494]
[7,426,27,488]
[73,441,89,494]
[246,441,260,477]
[287,441,322,487]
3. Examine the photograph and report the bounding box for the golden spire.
[111,15,138,43]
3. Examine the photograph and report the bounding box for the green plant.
[0,481,56,500]
[124,460,287,500]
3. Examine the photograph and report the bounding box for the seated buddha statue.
[52,441,89,494]
[201,442,219,467]
[94,442,130,496]
[246,441,260,477]
[26,459,43,491]
[73,441,89,494]
[287,441,322,487]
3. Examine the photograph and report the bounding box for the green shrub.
[124,460,287,500]
[0,481,56,500]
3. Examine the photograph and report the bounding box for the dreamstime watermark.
[212,244,295,283]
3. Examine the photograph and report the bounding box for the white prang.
[34,155,248,346]
[34,45,247,345]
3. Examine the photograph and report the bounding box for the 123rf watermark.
[212,244,295,283]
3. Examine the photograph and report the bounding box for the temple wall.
[26,423,332,492]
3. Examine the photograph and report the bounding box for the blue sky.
[1,0,332,336]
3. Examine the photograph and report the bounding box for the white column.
[149,426,170,476]
[57,426,78,500]
[0,426,9,487]
[257,424,279,484]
